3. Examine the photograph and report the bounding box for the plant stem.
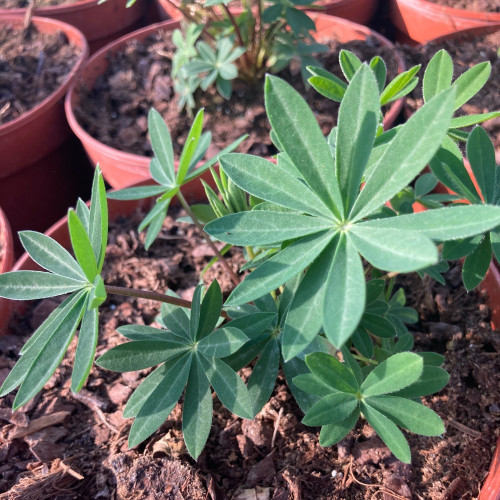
[177,190,240,286]
[352,353,378,366]
[105,285,230,320]
[222,4,253,76]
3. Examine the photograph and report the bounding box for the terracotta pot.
[0,207,14,335]
[0,0,147,54]
[0,15,93,256]
[480,434,500,500]
[65,14,405,189]
[157,0,378,25]
[389,0,500,44]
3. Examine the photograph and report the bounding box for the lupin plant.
[1,49,500,464]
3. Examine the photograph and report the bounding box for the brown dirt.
[0,23,81,126]
[425,0,500,13]
[0,207,499,499]
[74,31,400,159]
[399,30,500,158]
[0,0,82,7]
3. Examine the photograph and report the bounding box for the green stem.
[105,285,230,319]
[352,353,378,366]
[177,190,240,286]
[245,246,256,260]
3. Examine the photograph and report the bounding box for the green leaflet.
[391,366,449,398]
[89,167,108,271]
[350,87,456,222]
[71,306,99,393]
[197,327,248,358]
[13,291,87,409]
[452,61,490,110]
[302,392,358,426]
[339,49,362,82]
[128,354,192,448]
[348,226,438,272]
[361,352,423,397]
[366,396,445,436]
[467,126,496,204]
[0,290,87,398]
[357,205,500,241]
[18,231,86,281]
[219,154,332,218]
[177,109,204,184]
[463,234,492,291]
[323,233,366,348]
[305,352,359,393]
[319,410,360,447]
[148,109,175,186]
[68,209,97,282]
[225,230,335,307]
[264,75,343,219]
[248,340,280,416]
[336,64,380,215]
[117,324,182,342]
[123,361,173,418]
[199,355,253,419]
[0,271,85,300]
[96,339,189,371]
[422,49,453,103]
[205,211,333,246]
[182,356,213,459]
[361,402,411,463]
[160,300,191,341]
[281,236,338,360]
[196,280,223,341]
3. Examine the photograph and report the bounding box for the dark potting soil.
[0,23,81,126]
[74,31,400,159]
[0,0,82,7]
[0,207,499,499]
[399,30,500,160]
[425,0,500,13]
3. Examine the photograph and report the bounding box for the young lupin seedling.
[0,49,499,464]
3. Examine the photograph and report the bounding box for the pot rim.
[390,0,500,21]
[0,15,89,136]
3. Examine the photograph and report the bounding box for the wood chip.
[8,411,70,440]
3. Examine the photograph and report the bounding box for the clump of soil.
[426,0,500,13]
[74,31,400,159]
[0,23,81,125]
[399,30,500,157]
[0,0,82,7]
[0,207,499,499]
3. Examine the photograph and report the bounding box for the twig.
[271,407,283,449]
[23,0,37,32]
[70,391,119,435]
[347,457,409,500]
[446,418,482,439]
[8,411,70,440]
[104,285,230,319]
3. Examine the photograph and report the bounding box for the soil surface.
[0,207,499,499]
[0,0,81,7]
[74,32,400,159]
[399,30,500,159]
[0,23,81,125]
[425,0,500,13]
